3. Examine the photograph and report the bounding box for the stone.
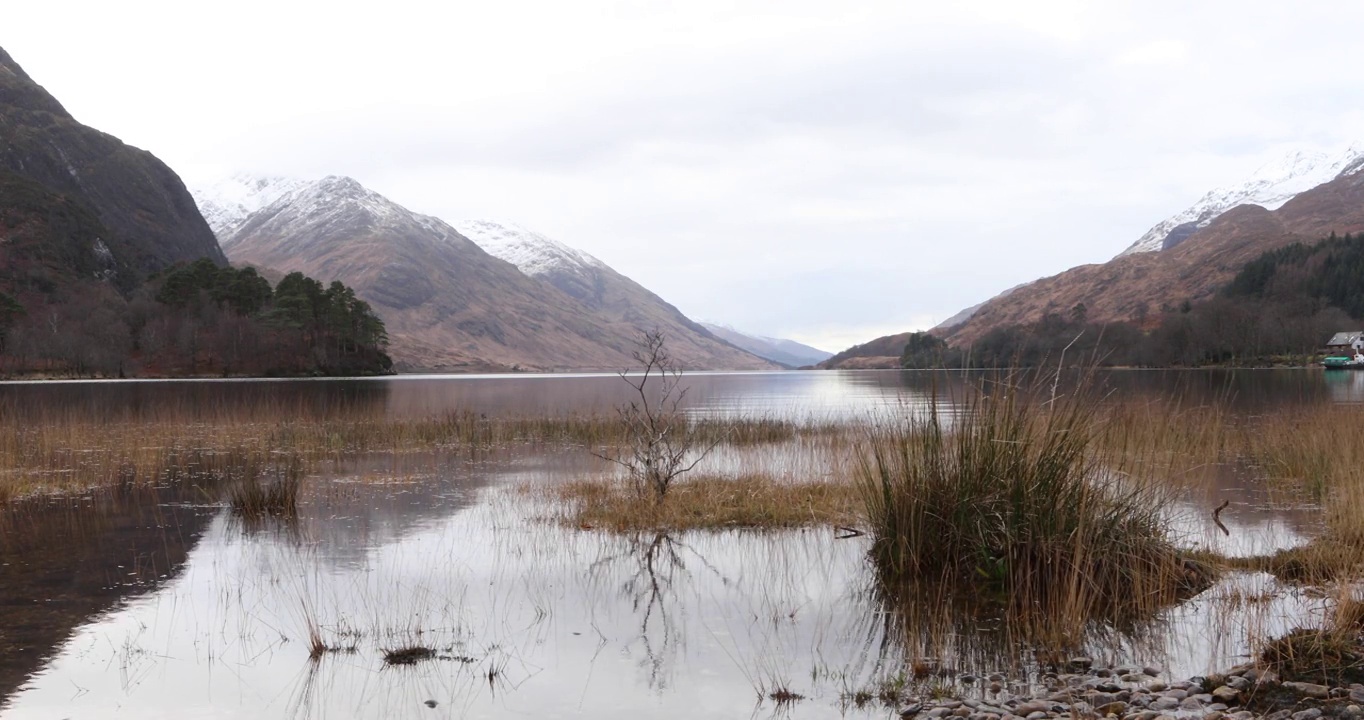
[1089,693,1119,707]
[1143,667,1162,678]
[1025,713,1047,720]
[901,704,924,718]
[1211,686,1241,703]
[1015,701,1051,716]
[1167,689,1188,700]
[1283,682,1331,700]
[1291,710,1322,720]
[1147,682,1168,693]
[1150,697,1180,711]
[989,682,1004,694]
[1265,711,1293,720]
[1097,702,1129,716]
[926,709,950,719]
[1071,657,1095,670]
[961,675,978,684]
[1225,675,1251,691]
[952,708,971,718]
[1204,713,1225,720]
[1180,697,1205,710]
[1352,688,1364,704]
[424,700,438,708]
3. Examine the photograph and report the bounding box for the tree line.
[902,234,1364,369]
[0,259,392,377]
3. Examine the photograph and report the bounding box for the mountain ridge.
[206,175,777,372]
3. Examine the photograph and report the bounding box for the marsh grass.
[0,399,838,500]
[1260,592,1364,686]
[549,473,860,532]
[857,373,1209,624]
[227,456,305,518]
[383,646,437,666]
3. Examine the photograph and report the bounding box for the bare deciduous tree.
[598,330,722,501]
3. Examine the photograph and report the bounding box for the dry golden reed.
[548,473,860,532]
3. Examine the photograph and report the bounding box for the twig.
[1212,499,1230,536]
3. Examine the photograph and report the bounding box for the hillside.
[698,323,831,368]
[816,332,912,370]
[0,46,224,284]
[0,47,386,378]
[943,168,1364,347]
[453,220,772,369]
[216,177,776,372]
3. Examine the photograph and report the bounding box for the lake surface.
[0,369,1352,718]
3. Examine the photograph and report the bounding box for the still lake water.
[0,369,1359,719]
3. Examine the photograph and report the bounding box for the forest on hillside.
[902,233,1364,369]
[0,259,392,378]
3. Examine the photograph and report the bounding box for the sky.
[7,1,1364,352]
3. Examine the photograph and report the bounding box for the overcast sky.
[8,2,1364,351]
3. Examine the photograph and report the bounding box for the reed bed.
[1259,591,1364,687]
[856,374,1212,625]
[548,473,861,531]
[0,402,845,500]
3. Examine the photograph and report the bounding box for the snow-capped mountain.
[193,175,776,372]
[453,220,607,278]
[1118,144,1364,257]
[190,173,310,242]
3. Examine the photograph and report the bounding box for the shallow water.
[0,369,1351,718]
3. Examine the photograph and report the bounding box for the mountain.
[453,219,773,365]
[943,166,1364,348]
[931,282,1029,332]
[0,46,224,284]
[212,177,776,372]
[816,332,913,370]
[1118,145,1364,256]
[190,174,309,241]
[698,322,831,368]
[825,147,1364,367]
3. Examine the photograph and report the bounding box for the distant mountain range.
[698,323,830,368]
[826,145,1364,368]
[194,175,777,372]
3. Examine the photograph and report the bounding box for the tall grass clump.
[227,455,305,518]
[858,374,1210,622]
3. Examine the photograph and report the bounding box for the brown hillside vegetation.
[224,178,775,372]
[943,170,1364,347]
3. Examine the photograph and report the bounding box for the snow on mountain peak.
[453,220,606,277]
[190,173,310,242]
[1118,143,1364,257]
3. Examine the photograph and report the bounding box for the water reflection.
[0,484,218,702]
[0,370,1356,718]
[3,369,1356,426]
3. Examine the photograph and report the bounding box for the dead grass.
[549,473,860,532]
[382,646,437,666]
[1260,592,1364,687]
[0,400,843,500]
[1228,540,1364,585]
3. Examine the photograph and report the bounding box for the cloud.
[8,0,1364,352]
